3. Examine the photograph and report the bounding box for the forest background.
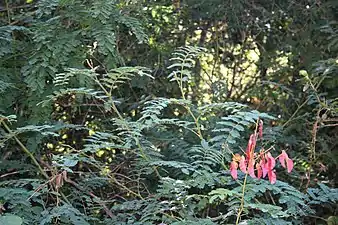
[0,0,338,224]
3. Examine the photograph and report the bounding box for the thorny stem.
[236,172,248,225]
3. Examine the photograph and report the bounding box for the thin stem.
[1,121,49,179]
[2,123,71,205]
[93,75,161,178]
[5,0,10,23]
[236,172,248,225]
[284,75,327,128]
[174,69,203,140]
[2,122,74,209]
[283,97,309,127]
[306,215,328,222]
[185,106,203,139]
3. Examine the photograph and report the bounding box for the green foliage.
[307,183,338,205]
[168,46,206,83]
[0,215,23,225]
[0,0,337,225]
[40,205,91,225]
[211,110,275,146]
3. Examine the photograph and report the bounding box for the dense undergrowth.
[0,0,338,225]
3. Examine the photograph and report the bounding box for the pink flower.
[229,128,294,185]
[278,150,294,173]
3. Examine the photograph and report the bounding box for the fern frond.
[138,97,197,137]
[101,67,153,92]
[211,110,275,145]
[40,204,90,225]
[92,24,120,62]
[83,131,127,153]
[38,88,108,107]
[118,15,148,43]
[23,30,81,92]
[149,160,194,175]
[139,98,188,121]
[0,114,17,122]
[54,68,94,87]
[0,26,27,56]
[307,183,338,205]
[54,67,152,95]
[198,102,247,115]
[0,80,13,93]
[0,123,83,146]
[189,144,228,169]
[168,46,206,83]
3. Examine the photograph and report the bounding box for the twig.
[1,121,49,179]
[283,97,309,127]
[4,0,10,23]
[320,123,338,128]
[88,65,161,178]
[235,173,248,225]
[64,176,114,219]
[0,171,21,178]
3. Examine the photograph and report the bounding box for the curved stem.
[1,121,49,179]
[236,173,248,225]
[185,106,203,139]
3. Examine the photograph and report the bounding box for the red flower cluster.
[230,120,294,184]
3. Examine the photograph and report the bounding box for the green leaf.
[201,139,209,149]
[328,216,338,225]
[208,188,234,203]
[63,159,78,167]
[0,215,23,225]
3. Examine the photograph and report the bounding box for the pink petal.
[268,170,277,184]
[278,150,288,168]
[230,161,238,180]
[259,120,263,139]
[239,156,247,173]
[266,153,275,169]
[248,160,256,178]
[246,134,256,161]
[261,162,268,178]
[256,163,262,179]
[279,155,286,168]
[245,136,252,156]
[287,159,294,173]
